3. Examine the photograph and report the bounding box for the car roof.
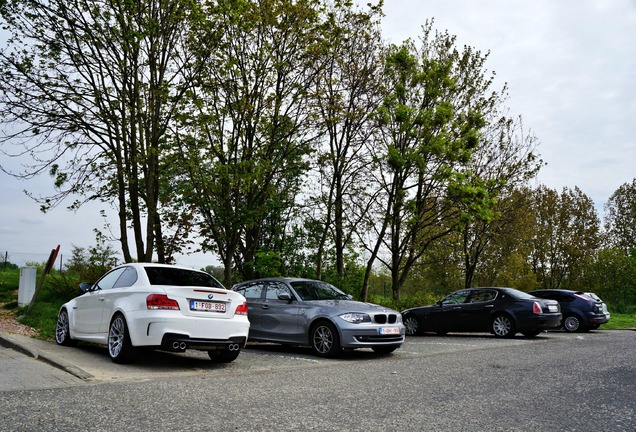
[115,262,207,272]
[529,289,583,294]
[235,277,324,284]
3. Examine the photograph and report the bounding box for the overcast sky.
[1,0,635,268]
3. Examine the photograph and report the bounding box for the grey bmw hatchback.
[232,277,405,357]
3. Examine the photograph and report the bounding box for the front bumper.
[338,323,406,348]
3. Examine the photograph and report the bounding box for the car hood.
[305,299,398,313]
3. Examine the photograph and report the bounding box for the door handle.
[485,305,493,308]
[261,305,270,309]
[99,297,105,302]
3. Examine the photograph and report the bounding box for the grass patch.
[602,312,636,330]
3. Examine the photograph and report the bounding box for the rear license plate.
[190,300,226,313]
[379,326,400,335]
[548,305,558,312]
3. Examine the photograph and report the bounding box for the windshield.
[290,280,349,301]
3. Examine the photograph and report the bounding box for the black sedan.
[401,287,562,338]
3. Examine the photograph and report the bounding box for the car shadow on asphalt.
[244,341,401,361]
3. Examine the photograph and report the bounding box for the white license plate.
[190,300,226,313]
[379,326,400,335]
[548,305,558,312]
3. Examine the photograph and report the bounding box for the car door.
[258,282,304,343]
[73,267,127,334]
[428,290,470,332]
[234,282,266,339]
[97,266,139,333]
[460,289,498,331]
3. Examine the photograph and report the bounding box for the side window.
[442,291,470,305]
[236,283,264,300]
[94,268,127,291]
[470,290,497,303]
[113,266,138,288]
[265,282,292,300]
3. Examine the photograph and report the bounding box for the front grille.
[373,314,398,324]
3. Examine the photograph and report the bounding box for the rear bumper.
[518,314,562,331]
[124,310,250,349]
[161,334,247,352]
[586,312,610,325]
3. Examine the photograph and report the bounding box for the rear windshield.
[144,267,224,289]
[502,287,536,300]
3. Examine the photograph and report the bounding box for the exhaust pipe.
[228,344,240,351]
[171,341,187,351]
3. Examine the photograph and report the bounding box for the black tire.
[563,314,587,333]
[55,309,78,347]
[403,314,421,336]
[492,314,516,338]
[372,345,399,355]
[522,330,542,338]
[310,321,341,358]
[108,314,136,364]
[208,345,241,363]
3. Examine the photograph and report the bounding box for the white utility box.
[18,266,37,307]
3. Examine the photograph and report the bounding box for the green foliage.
[368,291,438,312]
[604,178,636,254]
[583,247,636,310]
[18,301,61,340]
[45,243,119,302]
[0,269,20,303]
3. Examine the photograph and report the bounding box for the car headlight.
[339,313,371,324]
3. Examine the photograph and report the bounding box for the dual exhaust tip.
[171,342,241,351]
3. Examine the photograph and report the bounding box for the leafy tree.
[604,178,636,256]
[470,188,538,290]
[0,0,204,263]
[361,23,498,300]
[307,0,384,281]
[458,114,543,288]
[172,0,322,284]
[584,247,636,311]
[530,186,601,290]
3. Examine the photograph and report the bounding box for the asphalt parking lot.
[0,329,614,388]
[2,329,635,431]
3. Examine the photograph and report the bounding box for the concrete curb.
[0,333,94,380]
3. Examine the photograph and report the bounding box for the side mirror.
[277,292,292,302]
[79,282,93,292]
[436,300,443,307]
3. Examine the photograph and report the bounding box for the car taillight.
[147,294,180,310]
[235,301,248,316]
[533,302,542,314]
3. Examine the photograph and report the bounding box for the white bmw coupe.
[55,263,249,363]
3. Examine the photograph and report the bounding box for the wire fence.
[1,251,65,271]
